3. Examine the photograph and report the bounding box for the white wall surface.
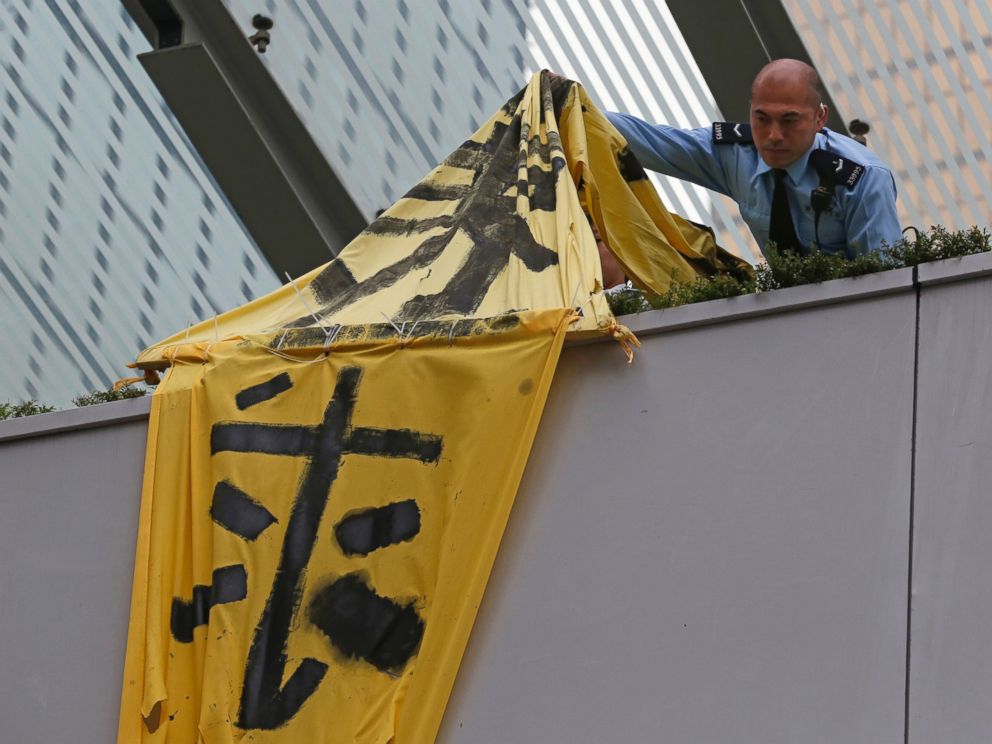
[908,257,992,744]
[0,399,149,744]
[440,282,916,744]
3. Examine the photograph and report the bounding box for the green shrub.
[885,224,991,266]
[0,383,149,422]
[647,225,990,310]
[72,384,147,407]
[605,286,652,316]
[755,246,890,291]
[0,400,57,421]
[650,273,754,309]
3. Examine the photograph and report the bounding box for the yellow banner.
[120,72,753,744]
[118,309,570,743]
[134,72,749,372]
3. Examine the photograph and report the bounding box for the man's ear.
[816,102,829,128]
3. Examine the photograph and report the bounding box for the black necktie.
[769,169,803,255]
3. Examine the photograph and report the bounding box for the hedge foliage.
[0,384,147,422]
[606,225,991,315]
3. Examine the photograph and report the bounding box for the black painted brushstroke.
[489,314,523,332]
[303,227,461,319]
[335,500,421,557]
[307,573,425,673]
[300,82,563,324]
[545,71,573,120]
[441,143,491,171]
[258,313,523,352]
[236,367,361,729]
[236,372,294,410]
[211,480,277,541]
[303,260,354,307]
[229,366,444,730]
[365,214,456,237]
[509,220,561,270]
[345,427,442,463]
[525,162,566,211]
[171,564,248,643]
[397,212,558,319]
[500,87,527,117]
[618,147,648,182]
[211,423,317,457]
[403,181,472,202]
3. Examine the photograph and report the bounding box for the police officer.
[605,59,902,257]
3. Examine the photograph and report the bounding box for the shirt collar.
[755,132,825,183]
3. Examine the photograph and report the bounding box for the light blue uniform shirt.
[606,112,902,257]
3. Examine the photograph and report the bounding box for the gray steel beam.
[666,0,849,135]
[121,0,368,279]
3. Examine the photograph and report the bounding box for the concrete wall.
[908,256,992,744]
[3,253,991,742]
[0,398,150,744]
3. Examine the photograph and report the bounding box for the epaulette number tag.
[712,122,752,144]
[809,149,865,188]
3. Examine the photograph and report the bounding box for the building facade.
[0,1,277,406]
[785,0,992,234]
[221,0,756,260]
[3,0,990,406]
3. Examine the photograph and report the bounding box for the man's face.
[749,77,827,169]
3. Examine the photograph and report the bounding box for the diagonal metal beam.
[121,0,368,279]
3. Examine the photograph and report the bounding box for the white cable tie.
[569,282,584,310]
[406,319,420,341]
[284,271,323,328]
[448,319,457,346]
[379,311,404,337]
[184,318,192,342]
[275,329,288,350]
[323,323,342,350]
[248,333,343,366]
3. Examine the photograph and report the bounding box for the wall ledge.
[0,395,152,444]
[616,265,915,340]
[3,254,989,440]
[916,251,992,286]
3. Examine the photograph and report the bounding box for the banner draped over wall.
[132,72,747,372]
[120,72,750,742]
[119,311,570,743]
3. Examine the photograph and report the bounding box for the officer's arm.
[605,112,732,196]
[844,167,902,254]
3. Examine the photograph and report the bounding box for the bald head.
[751,59,823,108]
[748,59,828,168]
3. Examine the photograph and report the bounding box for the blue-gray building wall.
[0,2,278,407]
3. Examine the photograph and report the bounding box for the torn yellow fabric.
[133,72,749,371]
[118,309,571,743]
[120,71,752,744]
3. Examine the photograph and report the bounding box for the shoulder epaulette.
[712,122,752,144]
[809,148,865,189]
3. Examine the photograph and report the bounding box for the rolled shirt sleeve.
[605,111,732,197]
[605,111,902,256]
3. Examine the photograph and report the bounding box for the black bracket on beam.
[131,0,183,49]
